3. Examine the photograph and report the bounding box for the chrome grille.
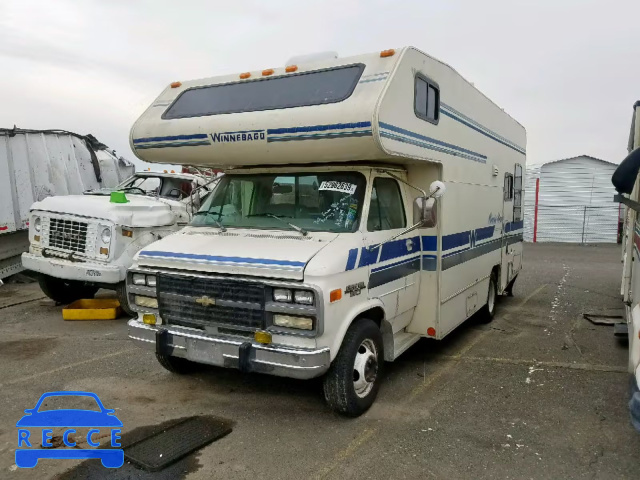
[48,218,88,253]
[157,274,265,331]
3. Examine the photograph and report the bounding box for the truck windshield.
[85,175,195,199]
[191,172,366,233]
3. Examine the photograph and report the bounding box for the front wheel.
[156,353,202,374]
[38,275,98,304]
[115,281,136,317]
[478,272,498,323]
[323,319,383,417]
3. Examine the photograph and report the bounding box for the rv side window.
[163,64,365,119]
[504,173,514,201]
[513,164,523,221]
[414,75,440,124]
[367,178,407,231]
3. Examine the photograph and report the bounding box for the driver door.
[364,175,421,327]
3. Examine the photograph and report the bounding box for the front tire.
[156,353,202,374]
[323,319,383,417]
[115,281,136,317]
[38,275,98,304]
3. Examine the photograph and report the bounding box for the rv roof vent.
[285,51,338,67]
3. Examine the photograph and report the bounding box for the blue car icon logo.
[16,391,123,468]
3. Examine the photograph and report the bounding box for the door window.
[367,178,407,231]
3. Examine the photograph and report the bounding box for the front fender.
[328,297,388,363]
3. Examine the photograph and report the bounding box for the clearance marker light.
[330,289,342,303]
[170,81,182,88]
[262,69,274,76]
[427,327,436,337]
[239,72,251,79]
[285,65,298,73]
[380,49,395,58]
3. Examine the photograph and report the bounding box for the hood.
[31,194,176,227]
[136,227,338,280]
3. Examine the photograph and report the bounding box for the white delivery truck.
[22,171,214,314]
[611,100,640,432]
[126,47,526,415]
[0,128,134,280]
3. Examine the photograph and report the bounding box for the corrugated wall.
[523,157,618,243]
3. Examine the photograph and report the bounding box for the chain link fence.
[524,204,622,244]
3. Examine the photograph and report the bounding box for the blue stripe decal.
[442,231,471,251]
[371,255,421,273]
[505,220,524,233]
[441,103,526,155]
[133,134,208,144]
[475,225,495,241]
[267,122,371,135]
[345,248,358,271]
[358,245,380,268]
[134,141,210,149]
[139,251,305,267]
[267,130,372,143]
[379,236,420,262]
[421,235,437,252]
[359,77,388,83]
[379,122,487,162]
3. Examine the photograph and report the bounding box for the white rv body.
[613,101,640,431]
[127,47,526,415]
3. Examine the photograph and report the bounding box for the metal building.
[523,155,620,243]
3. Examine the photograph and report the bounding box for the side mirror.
[413,197,437,228]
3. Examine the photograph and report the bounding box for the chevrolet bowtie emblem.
[195,296,216,307]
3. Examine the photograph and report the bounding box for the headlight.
[132,273,146,285]
[146,275,157,287]
[135,295,158,309]
[33,217,41,232]
[101,227,112,244]
[293,290,314,305]
[273,314,313,330]
[273,288,292,303]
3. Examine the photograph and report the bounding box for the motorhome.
[126,47,526,416]
[611,100,640,432]
[22,171,214,314]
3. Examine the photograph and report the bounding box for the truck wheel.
[478,272,498,323]
[38,275,98,304]
[323,319,383,417]
[115,281,136,317]
[155,353,201,374]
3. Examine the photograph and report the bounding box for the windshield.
[191,172,366,233]
[85,175,195,199]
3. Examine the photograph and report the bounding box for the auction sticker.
[319,181,357,195]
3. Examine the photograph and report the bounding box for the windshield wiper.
[192,211,226,232]
[247,213,308,236]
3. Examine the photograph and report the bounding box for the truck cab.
[22,171,215,314]
[126,46,526,416]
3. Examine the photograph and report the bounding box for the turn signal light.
[34,235,40,242]
[143,314,156,325]
[254,330,272,344]
[285,65,298,73]
[330,289,342,303]
[100,247,109,255]
[170,81,182,88]
[380,49,395,58]
[262,69,274,76]
[122,229,133,238]
[239,72,251,79]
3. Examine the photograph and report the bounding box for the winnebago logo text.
[210,129,265,143]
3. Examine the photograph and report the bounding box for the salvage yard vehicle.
[611,100,640,432]
[126,46,526,415]
[21,171,214,314]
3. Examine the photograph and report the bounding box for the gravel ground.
[0,243,638,479]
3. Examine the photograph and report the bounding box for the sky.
[0,0,638,169]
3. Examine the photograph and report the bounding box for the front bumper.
[631,373,640,433]
[128,320,331,380]
[22,252,125,284]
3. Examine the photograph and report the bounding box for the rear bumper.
[128,319,330,380]
[22,252,124,284]
[631,373,640,433]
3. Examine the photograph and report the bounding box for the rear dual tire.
[478,272,498,323]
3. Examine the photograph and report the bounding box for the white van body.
[613,100,640,431]
[21,171,213,312]
[126,47,526,415]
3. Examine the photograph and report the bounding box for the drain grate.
[124,416,232,471]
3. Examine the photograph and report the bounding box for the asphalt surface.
[0,243,638,479]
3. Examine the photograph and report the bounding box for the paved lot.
[0,243,638,479]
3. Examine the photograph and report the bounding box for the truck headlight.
[273,288,292,303]
[273,314,313,331]
[293,290,314,305]
[33,217,41,232]
[101,227,112,244]
[146,275,157,287]
[135,296,158,309]
[132,273,146,285]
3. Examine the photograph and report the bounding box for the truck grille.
[48,218,88,253]
[157,274,265,331]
